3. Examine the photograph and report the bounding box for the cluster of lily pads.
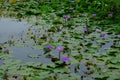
[20,13,120,79]
[0,13,120,80]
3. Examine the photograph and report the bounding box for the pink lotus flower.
[56,46,63,51]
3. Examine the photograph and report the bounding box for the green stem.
[59,51,61,60]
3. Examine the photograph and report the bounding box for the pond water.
[6,46,51,63]
[0,17,28,43]
[98,41,114,53]
[0,17,52,64]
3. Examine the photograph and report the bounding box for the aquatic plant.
[69,8,74,11]
[44,45,52,54]
[56,46,63,60]
[92,14,96,17]
[100,32,107,37]
[61,56,69,62]
[0,0,120,80]
[83,27,88,33]
[63,15,71,19]
[56,46,63,51]
[108,13,113,17]
[117,34,120,38]
[45,45,52,49]
[70,0,75,2]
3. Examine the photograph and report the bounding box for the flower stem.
[59,51,61,60]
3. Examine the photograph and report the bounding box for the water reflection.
[0,17,29,43]
[98,41,114,53]
[6,46,51,63]
[0,59,3,65]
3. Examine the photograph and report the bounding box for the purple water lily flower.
[108,13,112,17]
[56,45,63,51]
[117,34,120,38]
[70,8,74,10]
[62,56,69,62]
[70,0,74,2]
[63,15,71,19]
[84,27,88,33]
[44,45,52,54]
[92,14,96,16]
[45,45,52,49]
[100,33,107,37]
